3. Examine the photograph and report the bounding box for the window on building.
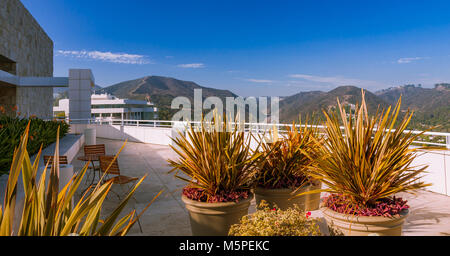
[0,55,16,75]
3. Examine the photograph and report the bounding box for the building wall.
[0,0,54,119]
[0,0,53,77]
[16,87,53,119]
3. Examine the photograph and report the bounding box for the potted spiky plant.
[307,90,430,236]
[168,114,265,236]
[255,121,322,211]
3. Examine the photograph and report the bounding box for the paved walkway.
[72,138,450,236]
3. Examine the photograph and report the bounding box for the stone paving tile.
[71,138,450,236]
[72,138,190,236]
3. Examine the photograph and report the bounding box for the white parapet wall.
[70,123,173,145]
[413,150,450,196]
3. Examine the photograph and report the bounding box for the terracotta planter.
[255,186,309,211]
[182,193,253,236]
[305,181,322,211]
[322,207,409,236]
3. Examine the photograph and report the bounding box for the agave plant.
[306,90,430,207]
[257,120,322,189]
[168,114,265,202]
[0,122,160,236]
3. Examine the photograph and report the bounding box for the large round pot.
[305,181,322,211]
[182,193,253,236]
[254,186,309,211]
[322,207,409,236]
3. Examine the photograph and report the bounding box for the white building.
[54,93,158,121]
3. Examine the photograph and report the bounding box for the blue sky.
[22,0,450,96]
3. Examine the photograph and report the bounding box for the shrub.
[168,113,266,202]
[229,201,322,236]
[307,90,430,211]
[257,120,322,189]
[0,111,69,175]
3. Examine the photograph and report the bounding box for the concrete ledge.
[33,133,85,167]
[0,70,69,87]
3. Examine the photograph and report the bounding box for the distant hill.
[102,76,237,120]
[280,86,390,123]
[279,84,449,132]
[376,84,450,131]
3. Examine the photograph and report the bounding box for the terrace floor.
[73,138,450,236]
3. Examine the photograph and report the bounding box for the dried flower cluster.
[229,201,322,236]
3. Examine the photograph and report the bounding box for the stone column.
[68,69,94,124]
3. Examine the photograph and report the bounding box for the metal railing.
[66,118,450,149]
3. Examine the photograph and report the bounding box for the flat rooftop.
[73,138,450,236]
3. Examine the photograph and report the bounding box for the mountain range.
[54,76,449,131]
[376,84,449,131]
[280,84,449,131]
[279,86,390,122]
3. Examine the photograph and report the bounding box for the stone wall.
[0,0,54,119]
[0,0,53,77]
[16,86,53,119]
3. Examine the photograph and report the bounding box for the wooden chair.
[84,144,106,157]
[43,155,69,167]
[98,155,142,232]
[83,144,106,171]
[98,156,139,186]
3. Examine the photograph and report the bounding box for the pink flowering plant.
[324,194,409,217]
[181,186,250,203]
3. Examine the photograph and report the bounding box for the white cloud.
[397,57,425,64]
[245,79,275,83]
[177,63,205,68]
[288,74,386,89]
[285,80,331,88]
[56,50,150,64]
